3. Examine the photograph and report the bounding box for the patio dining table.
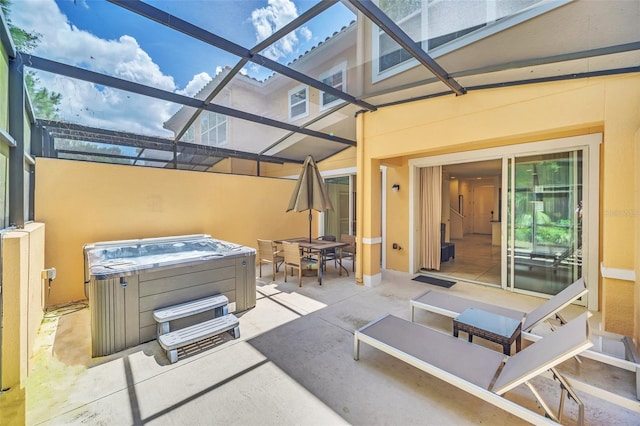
[276,237,349,285]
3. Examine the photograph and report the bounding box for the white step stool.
[153,294,229,336]
[158,314,240,363]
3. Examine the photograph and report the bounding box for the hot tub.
[84,234,256,357]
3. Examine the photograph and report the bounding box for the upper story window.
[182,126,196,144]
[289,85,309,121]
[200,111,228,147]
[319,62,347,111]
[376,0,421,75]
[372,0,559,82]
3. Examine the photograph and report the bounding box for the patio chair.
[340,234,356,272]
[355,312,593,425]
[257,239,284,281]
[410,277,587,334]
[282,241,318,287]
[317,235,337,271]
[409,277,640,399]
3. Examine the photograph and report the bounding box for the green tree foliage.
[2,0,61,119]
[55,139,133,165]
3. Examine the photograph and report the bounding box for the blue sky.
[10,0,355,135]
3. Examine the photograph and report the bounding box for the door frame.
[408,133,600,310]
[318,166,356,237]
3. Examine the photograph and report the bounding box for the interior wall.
[365,74,639,338]
[459,180,473,234]
[34,158,310,305]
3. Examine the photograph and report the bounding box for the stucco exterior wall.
[34,158,310,305]
[359,74,639,338]
[1,223,45,390]
[260,147,357,178]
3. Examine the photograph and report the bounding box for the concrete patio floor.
[3,269,640,425]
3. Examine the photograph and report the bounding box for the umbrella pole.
[309,211,312,243]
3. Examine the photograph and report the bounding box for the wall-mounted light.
[392,184,400,192]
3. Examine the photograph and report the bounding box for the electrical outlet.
[41,268,56,280]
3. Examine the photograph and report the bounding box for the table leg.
[318,251,323,285]
[516,334,521,353]
[503,343,510,355]
[453,325,459,338]
[467,334,473,343]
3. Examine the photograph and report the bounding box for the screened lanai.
[10,0,640,229]
[3,2,640,423]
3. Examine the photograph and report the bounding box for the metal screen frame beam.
[173,0,342,143]
[8,53,25,228]
[345,0,466,96]
[23,55,356,148]
[38,120,292,165]
[108,0,376,112]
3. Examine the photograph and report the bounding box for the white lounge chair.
[354,312,592,425]
[410,277,587,332]
[409,277,640,402]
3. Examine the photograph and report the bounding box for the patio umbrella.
[287,155,334,242]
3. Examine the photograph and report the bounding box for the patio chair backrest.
[257,239,277,261]
[522,277,587,331]
[282,241,302,268]
[493,312,592,395]
[340,234,356,254]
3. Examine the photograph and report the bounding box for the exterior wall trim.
[363,272,382,287]
[600,263,636,282]
[362,236,382,244]
[0,127,16,147]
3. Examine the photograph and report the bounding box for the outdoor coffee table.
[453,307,522,355]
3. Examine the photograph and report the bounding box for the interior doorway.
[418,159,502,286]
[436,159,502,286]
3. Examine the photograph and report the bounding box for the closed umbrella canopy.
[287,155,333,242]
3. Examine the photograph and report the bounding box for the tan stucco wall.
[359,74,639,337]
[260,147,357,178]
[34,158,311,305]
[1,223,45,390]
[385,164,409,271]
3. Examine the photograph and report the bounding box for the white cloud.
[251,0,311,61]
[299,26,312,42]
[10,0,198,136]
[177,72,213,98]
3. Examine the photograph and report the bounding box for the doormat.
[412,275,456,288]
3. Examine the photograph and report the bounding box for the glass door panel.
[507,151,582,295]
[324,176,351,238]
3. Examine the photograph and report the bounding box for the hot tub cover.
[84,234,254,280]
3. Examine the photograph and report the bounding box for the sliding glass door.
[507,150,583,295]
[324,175,355,238]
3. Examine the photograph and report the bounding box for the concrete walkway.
[5,270,640,425]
